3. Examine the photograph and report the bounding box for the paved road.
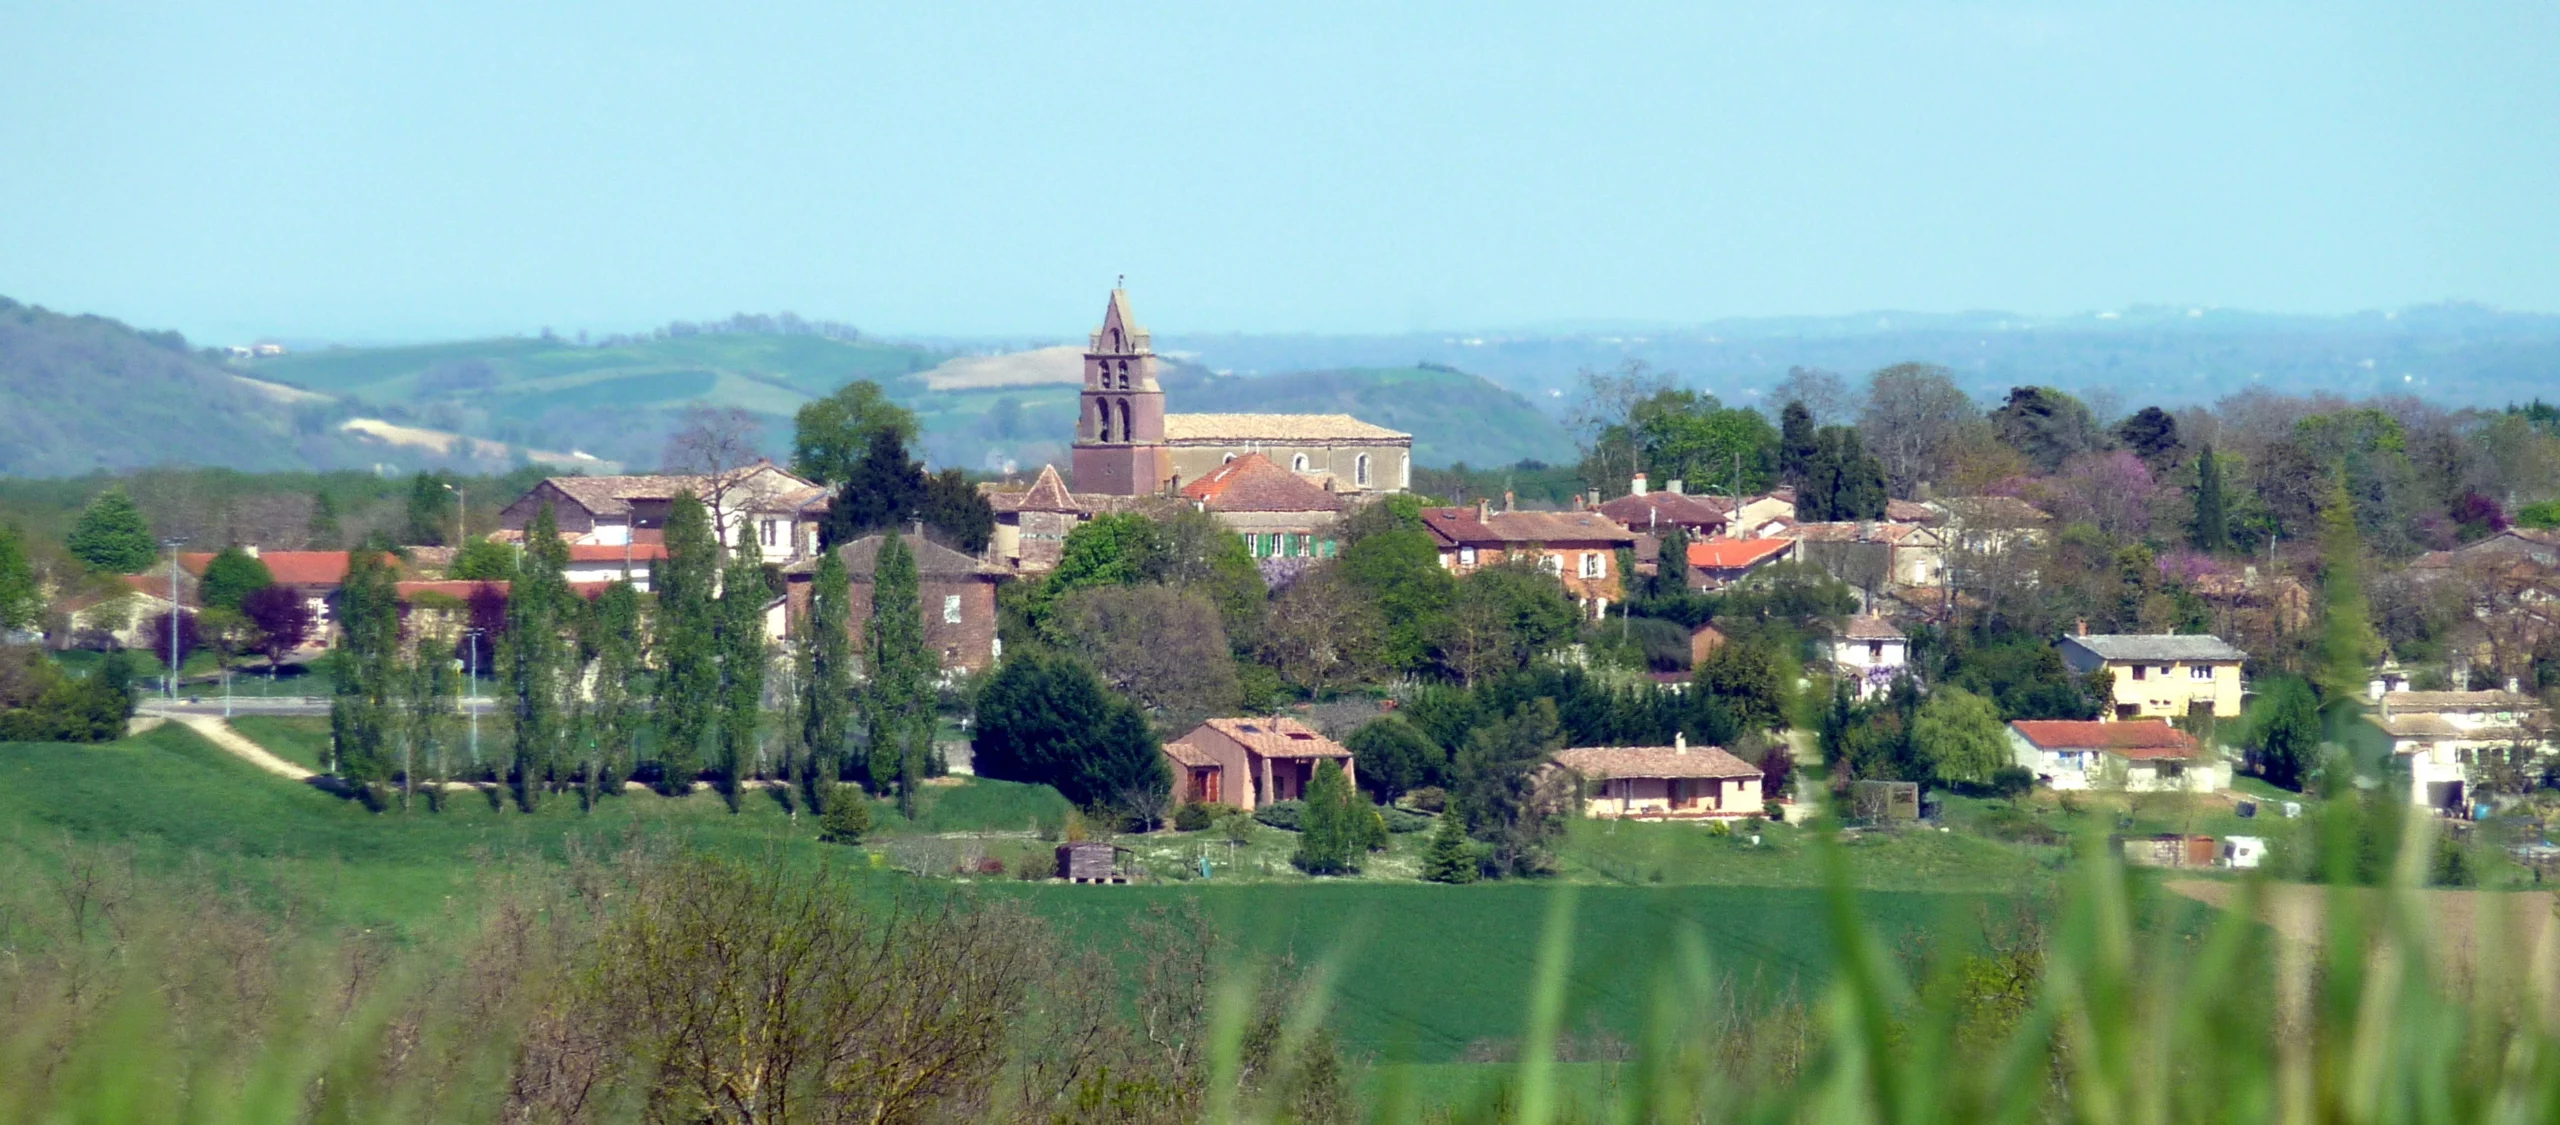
[140,697,500,717]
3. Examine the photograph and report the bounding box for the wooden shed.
[1848,780,1921,822]
[1055,842,1132,884]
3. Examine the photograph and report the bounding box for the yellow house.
[2058,633,2247,720]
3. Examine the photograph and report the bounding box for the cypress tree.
[0,524,40,632]
[863,534,936,816]
[1655,527,1689,598]
[67,487,156,574]
[585,581,644,795]
[800,549,855,809]
[502,501,575,811]
[2190,444,2230,554]
[2315,474,2384,707]
[330,547,402,791]
[716,527,770,805]
[1778,401,1819,490]
[653,491,720,794]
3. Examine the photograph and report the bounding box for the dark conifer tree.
[799,549,855,808]
[863,534,935,815]
[716,527,770,805]
[502,501,575,811]
[1778,401,1819,490]
[652,492,720,793]
[2190,444,2230,554]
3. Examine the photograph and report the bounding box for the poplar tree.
[2190,444,2230,554]
[799,549,855,810]
[399,627,457,812]
[716,527,770,805]
[502,502,576,811]
[330,546,402,791]
[653,492,720,794]
[863,533,935,816]
[585,580,645,795]
[2315,474,2384,707]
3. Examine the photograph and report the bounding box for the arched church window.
[1109,327,1122,351]
[1117,399,1133,444]
[1094,399,1113,442]
[1356,454,1371,486]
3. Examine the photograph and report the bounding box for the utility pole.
[464,628,483,769]
[444,481,467,545]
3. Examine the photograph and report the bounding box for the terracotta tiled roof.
[1885,499,1940,523]
[1420,508,1637,547]
[1002,464,1081,513]
[835,532,1009,580]
[2009,720,2200,760]
[533,463,820,519]
[1839,615,1902,641]
[1163,737,1220,768]
[565,543,669,563]
[1196,716,1352,759]
[1687,538,1794,569]
[1181,453,1343,513]
[1554,744,1762,780]
[1162,413,1409,443]
[181,550,384,587]
[1593,492,1730,532]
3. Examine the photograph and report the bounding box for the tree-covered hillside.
[0,298,391,477]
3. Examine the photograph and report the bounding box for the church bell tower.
[1069,284,1172,496]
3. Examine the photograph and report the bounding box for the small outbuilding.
[1055,842,1133,884]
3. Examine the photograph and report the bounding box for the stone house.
[1553,735,1765,819]
[1162,716,1356,811]
[2058,631,2246,720]
[2007,719,2229,793]
[1832,615,1909,698]
[1782,521,1948,592]
[500,462,827,565]
[784,530,1009,676]
[1594,475,1730,539]
[1181,452,1346,560]
[980,464,1185,574]
[1419,503,1639,617]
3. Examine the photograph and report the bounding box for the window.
[1222,453,1236,463]
[1459,546,1477,566]
[1578,552,1604,578]
[1260,533,1280,557]
[1291,453,1310,472]
[1540,554,1564,576]
[943,594,962,624]
[1868,640,1885,661]
[2131,665,2148,680]
[761,519,778,547]
[2190,665,2213,680]
[1356,454,1371,486]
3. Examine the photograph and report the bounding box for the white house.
[2008,719,2229,793]
[2366,689,2549,813]
[1831,615,1909,698]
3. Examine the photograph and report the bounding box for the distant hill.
[1165,364,1577,468]
[0,298,399,477]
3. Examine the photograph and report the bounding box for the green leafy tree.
[825,428,930,547]
[197,546,273,612]
[1433,560,1580,686]
[971,651,1166,809]
[330,548,403,789]
[501,502,576,810]
[449,537,518,581]
[1696,634,1785,732]
[396,624,458,811]
[1338,527,1456,673]
[1421,809,1480,883]
[1048,513,1156,597]
[405,471,457,546]
[584,580,645,794]
[818,783,875,844]
[2115,406,2182,472]
[1988,386,2107,472]
[1912,686,2009,786]
[0,525,42,631]
[1293,760,1362,874]
[791,380,919,487]
[799,549,855,807]
[1345,715,1444,802]
[67,487,155,573]
[2244,675,2323,791]
[652,491,721,793]
[1452,698,1570,877]
[862,534,936,815]
[2189,444,2230,554]
[1141,507,1269,653]
[716,527,770,804]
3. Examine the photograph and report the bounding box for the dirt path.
[165,713,318,782]
[2169,880,2560,1008]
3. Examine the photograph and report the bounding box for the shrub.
[1011,850,1053,881]
[1174,801,1234,832]
[818,784,874,844]
[1402,785,1448,813]
[1254,800,1306,831]
[1379,804,1435,834]
[1421,810,1480,884]
[1292,761,1362,874]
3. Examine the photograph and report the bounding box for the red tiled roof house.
[1419,503,1640,617]
[1163,716,1355,811]
[2007,719,2229,793]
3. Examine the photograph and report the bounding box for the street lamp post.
[444,481,467,546]
[162,537,186,699]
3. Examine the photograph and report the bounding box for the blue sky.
[1,2,2554,343]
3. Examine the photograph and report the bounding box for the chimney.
[2367,678,2385,703]
[1674,731,1688,754]
[1504,490,1516,513]
[911,519,925,538]
[2510,676,2524,695]
[1665,480,1684,495]
[1586,488,1601,508]
[1632,473,1649,496]
[1476,498,1492,523]
[2075,618,2089,637]
[243,545,260,558]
